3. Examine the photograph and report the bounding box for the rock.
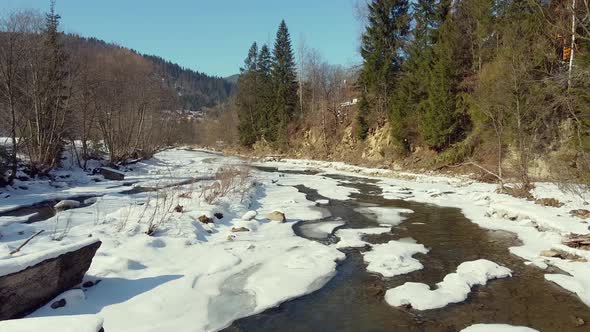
[366,283,385,297]
[540,250,562,258]
[266,211,286,222]
[227,234,236,241]
[174,205,183,213]
[54,200,81,211]
[198,215,214,224]
[50,298,66,309]
[242,211,257,221]
[572,316,585,327]
[535,197,564,207]
[231,227,250,233]
[0,240,101,320]
[99,166,125,181]
[570,209,590,219]
[82,281,95,288]
[214,212,224,219]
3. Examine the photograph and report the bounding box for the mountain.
[65,35,235,111]
[224,74,240,84]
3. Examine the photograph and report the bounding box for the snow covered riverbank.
[259,157,590,309]
[1,149,589,331]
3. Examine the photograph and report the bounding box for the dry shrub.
[200,165,252,204]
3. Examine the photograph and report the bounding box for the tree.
[236,42,259,146]
[355,93,370,140]
[360,0,410,122]
[271,20,298,147]
[256,44,275,141]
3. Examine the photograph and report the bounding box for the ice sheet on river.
[363,238,428,277]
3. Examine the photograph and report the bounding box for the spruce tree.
[389,0,439,151]
[256,44,274,141]
[419,20,461,151]
[360,0,410,121]
[271,20,298,147]
[355,93,370,140]
[236,42,259,146]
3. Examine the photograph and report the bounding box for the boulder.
[0,240,101,320]
[231,227,250,233]
[198,215,214,224]
[266,211,286,222]
[54,200,81,211]
[99,167,125,181]
[242,211,257,221]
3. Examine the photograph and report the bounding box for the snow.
[54,199,81,210]
[3,147,590,330]
[0,315,104,332]
[333,227,391,249]
[384,259,512,310]
[1,148,349,331]
[355,206,413,226]
[241,210,257,220]
[0,238,100,277]
[461,324,539,332]
[259,157,590,307]
[362,238,428,277]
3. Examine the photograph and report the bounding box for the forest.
[0,2,233,185]
[235,0,590,197]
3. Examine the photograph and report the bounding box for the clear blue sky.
[1,0,363,77]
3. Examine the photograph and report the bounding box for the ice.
[461,324,539,332]
[355,206,413,225]
[333,227,391,248]
[0,315,104,332]
[363,239,428,277]
[385,259,512,310]
[298,220,345,239]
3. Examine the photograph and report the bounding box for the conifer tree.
[256,44,274,141]
[360,0,410,121]
[355,93,370,140]
[271,20,298,147]
[236,42,259,146]
[389,0,440,150]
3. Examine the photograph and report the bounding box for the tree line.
[356,0,589,193]
[0,2,231,185]
[236,0,590,194]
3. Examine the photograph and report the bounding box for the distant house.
[340,98,359,108]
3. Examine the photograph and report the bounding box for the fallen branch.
[10,230,45,255]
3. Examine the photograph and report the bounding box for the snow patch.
[385,259,512,310]
[362,239,428,277]
[461,324,539,332]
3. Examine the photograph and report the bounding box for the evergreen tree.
[389,0,440,151]
[419,28,461,151]
[355,93,370,140]
[236,42,259,146]
[256,44,275,141]
[271,20,298,147]
[360,0,410,121]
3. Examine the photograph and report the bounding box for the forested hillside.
[0,3,233,184]
[234,0,590,196]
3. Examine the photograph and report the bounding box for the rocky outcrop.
[0,240,101,320]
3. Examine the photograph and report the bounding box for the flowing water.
[225,173,590,332]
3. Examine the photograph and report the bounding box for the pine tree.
[271,20,298,147]
[360,0,410,121]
